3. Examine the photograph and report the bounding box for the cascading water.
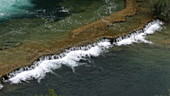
[0,84,3,90]
[0,0,34,21]
[0,20,163,86]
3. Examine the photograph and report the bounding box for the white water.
[0,0,34,20]
[114,20,163,46]
[0,84,3,90]
[2,20,163,84]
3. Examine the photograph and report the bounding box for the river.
[0,0,170,96]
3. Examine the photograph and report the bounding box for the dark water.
[0,0,123,50]
[0,43,170,96]
[0,0,170,96]
[0,0,117,22]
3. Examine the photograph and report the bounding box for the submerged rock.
[0,0,154,78]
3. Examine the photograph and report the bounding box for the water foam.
[0,0,34,20]
[3,20,163,84]
[0,84,3,90]
[114,20,163,46]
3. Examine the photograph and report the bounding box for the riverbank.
[0,0,153,78]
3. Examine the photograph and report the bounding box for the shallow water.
[0,21,170,96]
[0,0,70,22]
[0,0,124,50]
[0,0,33,21]
[0,0,170,96]
[3,20,163,84]
[0,38,170,96]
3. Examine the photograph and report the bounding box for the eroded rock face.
[0,0,154,77]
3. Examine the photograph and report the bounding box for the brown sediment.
[0,0,154,77]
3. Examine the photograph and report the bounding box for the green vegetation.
[150,0,170,22]
[35,89,60,96]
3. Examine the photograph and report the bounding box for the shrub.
[150,0,170,22]
[35,89,60,96]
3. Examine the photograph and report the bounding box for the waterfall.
[1,20,163,85]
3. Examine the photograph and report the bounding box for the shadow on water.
[30,0,63,9]
[28,0,69,21]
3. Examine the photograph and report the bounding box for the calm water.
[0,0,170,96]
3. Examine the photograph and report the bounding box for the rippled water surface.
[0,23,170,96]
[0,0,124,49]
[0,0,170,96]
[1,39,170,96]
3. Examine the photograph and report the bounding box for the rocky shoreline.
[0,0,154,79]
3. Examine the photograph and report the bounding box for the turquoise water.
[0,0,71,22]
[0,0,34,21]
[0,0,124,50]
[0,0,170,96]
